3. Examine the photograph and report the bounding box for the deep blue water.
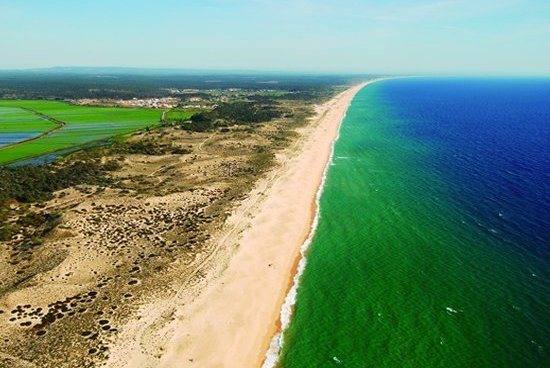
[381,78,550,258]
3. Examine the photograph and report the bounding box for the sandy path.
[155,81,375,368]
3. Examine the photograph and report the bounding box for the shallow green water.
[279,79,549,367]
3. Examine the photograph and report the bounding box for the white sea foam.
[445,307,461,315]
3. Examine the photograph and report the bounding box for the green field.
[0,100,164,165]
[165,109,199,121]
[0,107,58,133]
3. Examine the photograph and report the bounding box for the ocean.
[279,78,550,367]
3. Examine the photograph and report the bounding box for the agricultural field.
[0,107,58,147]
[0,100,164,164]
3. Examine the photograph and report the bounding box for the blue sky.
[1,0,549,75]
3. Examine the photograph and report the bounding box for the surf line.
[261,92,354,368]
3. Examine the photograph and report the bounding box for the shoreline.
[157,80,377,368]
[262,78,389,367]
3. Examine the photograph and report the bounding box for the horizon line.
[0,66,549,78]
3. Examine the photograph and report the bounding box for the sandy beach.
[154,81,373,368]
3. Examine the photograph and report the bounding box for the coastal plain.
[0,85,332,368]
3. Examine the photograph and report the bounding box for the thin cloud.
[226,0,523,23]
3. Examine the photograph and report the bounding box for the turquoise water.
[280,78,550,367]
